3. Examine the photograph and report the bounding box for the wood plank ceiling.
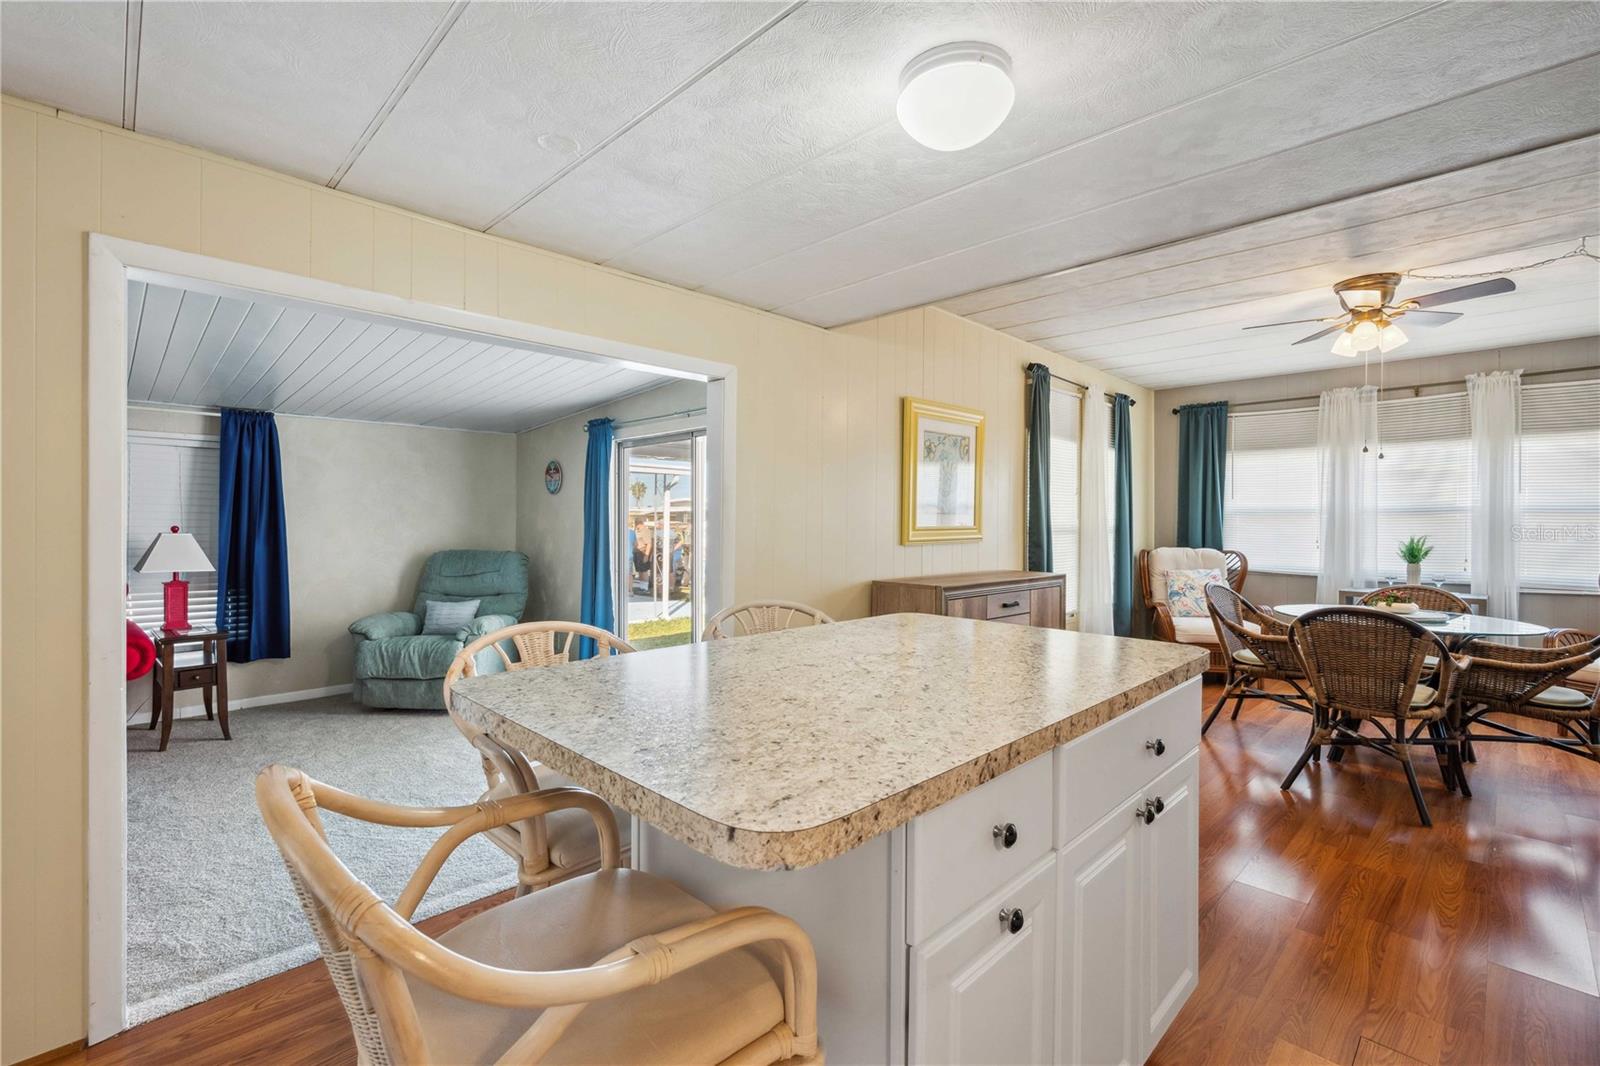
[124,280,671,433]
[5,1,1597,389]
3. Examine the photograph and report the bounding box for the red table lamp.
[135,525,215,631]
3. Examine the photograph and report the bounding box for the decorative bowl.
[1371,601,1419,614]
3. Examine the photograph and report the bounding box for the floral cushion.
[1165,568,1223,618]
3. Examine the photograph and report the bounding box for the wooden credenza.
[870,570,1066,629]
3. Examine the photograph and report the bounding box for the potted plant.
[1397,535,1433,585]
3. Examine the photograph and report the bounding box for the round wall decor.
[544,460,563,494]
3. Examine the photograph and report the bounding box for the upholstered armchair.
[1137,547,1247,674]
[350,550,529,710]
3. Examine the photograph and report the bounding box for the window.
[127,432,220,629]
[1518,380,1600,591]
[1223,407,1320,575]
[1046,387,1082,613]
[1364,393,1473,581]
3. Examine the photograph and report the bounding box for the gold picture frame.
[901,397,985,544]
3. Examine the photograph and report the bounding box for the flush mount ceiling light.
[897,42,1014,152]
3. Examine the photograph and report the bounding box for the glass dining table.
[1269,603,1549,648]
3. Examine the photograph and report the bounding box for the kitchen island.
[451,613,1208,1066]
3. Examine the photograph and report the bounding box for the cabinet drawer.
[174,666,216,689]
[1056,678,1200,847]
[908,751,1052,943]
[985,590,1031,619]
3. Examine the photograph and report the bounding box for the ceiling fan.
[1243,273,1516,357]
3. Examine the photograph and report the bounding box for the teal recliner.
[349,550,529,710]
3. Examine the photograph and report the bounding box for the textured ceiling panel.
[136,1,450,183]
[125,280,675,432]
[339,1,785,229]
[0,0,126,125]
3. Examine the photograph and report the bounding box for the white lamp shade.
[136,529,214,574]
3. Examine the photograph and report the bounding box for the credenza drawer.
[907,751,1053,943]
[985,590,1031,619]
[1055,677,1201,847]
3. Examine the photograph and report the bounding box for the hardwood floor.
[64,682,1600,1065]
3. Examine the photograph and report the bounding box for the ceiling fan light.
[1378,321,1408,353]
[1350,319,1380,350]
[897,42,1014,152]
[1330,330,1358,357]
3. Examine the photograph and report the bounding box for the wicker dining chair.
[443,622,637,895]
[1452,635,1600,768]
[257,766,822,1066]
[1357,585,1472,613]
[703,600,834,640]
[1202,583,1312,734]
[1545,629,1599,696]
[1282,607,1465,827]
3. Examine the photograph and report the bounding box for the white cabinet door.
[1140,749,1200,1055]
[1056,791,1143,1066]
[911,855,1057,1066]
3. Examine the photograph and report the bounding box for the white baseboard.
[125,683,354,724]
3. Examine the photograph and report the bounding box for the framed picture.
[901,397,984,544]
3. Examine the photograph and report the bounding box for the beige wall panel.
[371,208,411,298]
[496,243,589,337]
[200,162,310,276]
[462,233,498,316]
[0,102,40,1064]
[309,191,374,290]
[411,219,464,310]
[99,135,201,252]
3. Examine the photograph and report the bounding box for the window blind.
[1048,388,1082,612]
[1518,380,1600,591]
[127,432,220,629]
[1366,392,1472,581]
[1223,407,1320,574]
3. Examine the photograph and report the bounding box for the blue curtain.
[1025,363,1053,572]
[1176,401,1229,550]
[578,418,616,659]
[216,409,290,663]
[1111,394,1134,636]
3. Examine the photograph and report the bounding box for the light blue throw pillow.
[422,598,480,635]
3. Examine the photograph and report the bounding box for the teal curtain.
[1025,363,1053,571]
[1176,401,1229,550]
[578,418,615,659]
[1111,394,1134,636]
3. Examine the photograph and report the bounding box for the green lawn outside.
[628,616,693,650]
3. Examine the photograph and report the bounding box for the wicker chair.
[1202,583,1312,734]
[1453,635,1600,767]
[1282,607,1465,827]
[1545,629,1599,696]
[257,766,822,1066]
[1137,548,1247,674]
[444,622,637,895]
[703,600,834,640]
[1357,585,1472,613]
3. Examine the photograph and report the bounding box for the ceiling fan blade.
[1241,317,1338,331]
[1397,309,1463,327]
[1292,324,1345,345]
[1406,277,1515,309]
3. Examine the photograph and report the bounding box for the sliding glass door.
[614,430,706,648]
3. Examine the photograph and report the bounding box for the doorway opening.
[617,430,707,649]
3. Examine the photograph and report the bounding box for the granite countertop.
[451,614,1207,871]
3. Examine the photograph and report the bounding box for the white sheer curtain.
[1468,370,1521,618]
[1079,385,1114,634]
[1315,386,1377,603]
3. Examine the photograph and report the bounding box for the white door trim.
[85,233,737,1042]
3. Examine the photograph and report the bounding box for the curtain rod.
[1170,365,1599,415]
[582,407,707,432]
[1023,366,1137,404]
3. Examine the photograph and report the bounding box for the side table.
[150,627,230,751]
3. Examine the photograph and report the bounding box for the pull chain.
[1405,237,1599,280]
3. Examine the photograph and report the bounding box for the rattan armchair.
[1136,548,1247,674]
[1282,607,1465,827]
[1545,629,1599,696]
[1453,635,1600,767]
[1357,585,1472,613]
[703,600,834,640]
[257,766,822,1066]
[1203,583,1312,734]
[444,622,637,894]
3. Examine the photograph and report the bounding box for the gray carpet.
[126,697,515,1025]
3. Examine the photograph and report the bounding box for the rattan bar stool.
[1282,607,1466,827]
[1202,583,1312,734]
